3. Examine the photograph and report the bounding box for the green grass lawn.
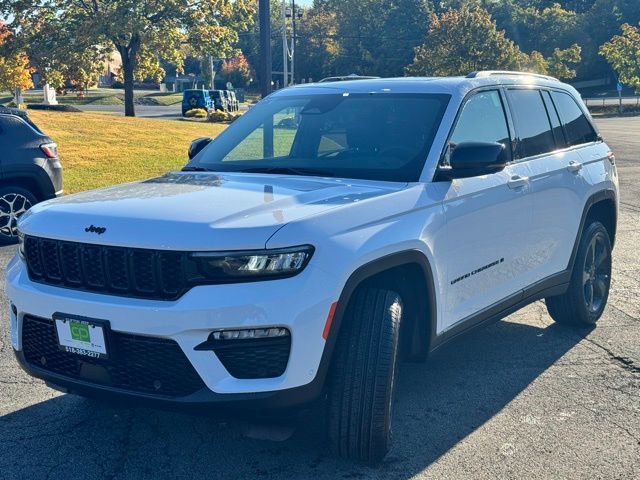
[1,92,123,106]
[1,90,184,107]
[140,92,183,106]
[29,111,226,193]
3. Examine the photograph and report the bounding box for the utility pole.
[259,0,272,98]
[291,0,296,85]
[282,0,288,88]
[209,55,215,89]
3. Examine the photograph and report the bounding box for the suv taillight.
[607,151,615,165]
[40,143,58,159]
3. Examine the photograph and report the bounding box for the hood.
[19,172,406,250]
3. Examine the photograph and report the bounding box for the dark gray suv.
[0,107,63,244]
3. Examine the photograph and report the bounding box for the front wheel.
[0,186,37,245]
[546,221,612,325]
[326,287,402,464]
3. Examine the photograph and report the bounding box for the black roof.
[0,106,29,119]
[0,106,44,134]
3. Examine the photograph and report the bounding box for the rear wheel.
[0,186,37,245]
[326,287,402,464]
[546,221,612,325]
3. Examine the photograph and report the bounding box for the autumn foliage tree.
[600,23,640,93]
[0,0,255,116]
[0,23,33,95]
[406,5,581,80]
[219,54,253,88]
[296,7,341,82]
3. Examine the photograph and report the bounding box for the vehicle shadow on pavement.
[0,312,588,479]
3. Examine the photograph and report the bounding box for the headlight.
[190,245,314,281]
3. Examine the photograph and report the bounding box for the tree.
[0,0,255,116]
[547,43,582,79]
[319,0,432,78]
[406,5,525,76]
[219,54,253,87]
[296,5,341,82]
[0,52,34,95]
[0,23,33,95]
[520,44,582,80]
[407,5,582,80]
[488,1,580,57]
[600,23,640,93]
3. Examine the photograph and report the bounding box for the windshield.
[191,92,450,182]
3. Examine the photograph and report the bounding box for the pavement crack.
[581,336,640,375]
[575,401,640,446]
[606,303,639,322]
[620,201,640,212]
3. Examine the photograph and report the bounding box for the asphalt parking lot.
[0,117,638,479]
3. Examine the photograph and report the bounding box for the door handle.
[567,160,583,173]
[507,175,529,190]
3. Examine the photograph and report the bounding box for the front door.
[440,89,534,332]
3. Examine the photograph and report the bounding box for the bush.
[26,103,82,112]
[184,108,208,118]
[207,110,228,122]
[6,101,27,109]
[208,111,242,123]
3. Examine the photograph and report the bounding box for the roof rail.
[467,70,559,82]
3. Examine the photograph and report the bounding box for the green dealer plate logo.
[70,322,90,342]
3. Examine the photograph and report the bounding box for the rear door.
[441,89,535,331]
[508,88,596,282]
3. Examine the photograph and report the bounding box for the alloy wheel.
[582,232,611,314]
[0,193,32,238]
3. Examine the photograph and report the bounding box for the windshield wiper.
[237,166,334,177]
[182,166,213,172]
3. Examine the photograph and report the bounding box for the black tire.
[546,221,612,326]
[0,186,38,245]
[326,287,402,464]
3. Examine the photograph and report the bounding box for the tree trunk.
[115,35,140,117]
[122,56,135,117]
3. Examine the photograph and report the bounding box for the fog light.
[210,327,289,341]
[194,327,291,352]
[194,327,292,379]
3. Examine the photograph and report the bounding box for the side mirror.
[188,137,212,160]
[439,141,507,180]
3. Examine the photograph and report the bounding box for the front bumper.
[13,348,324,411]
[6,254,340,408]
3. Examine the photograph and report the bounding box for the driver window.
[447,90,511,163]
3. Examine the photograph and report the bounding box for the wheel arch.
[0,171,55,201]
[323,250,438,370]
[568,189,617,272]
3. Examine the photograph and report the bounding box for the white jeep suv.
[6,72,618,463]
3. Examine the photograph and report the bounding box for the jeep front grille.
[24,236,189,300]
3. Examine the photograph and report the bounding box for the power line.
[237,31,425,42]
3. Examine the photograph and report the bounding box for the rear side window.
[541,91,566,148]
[507,89,556,159]
[449,90,511,161]
[551,91,598,146]
[0,115,35,144]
